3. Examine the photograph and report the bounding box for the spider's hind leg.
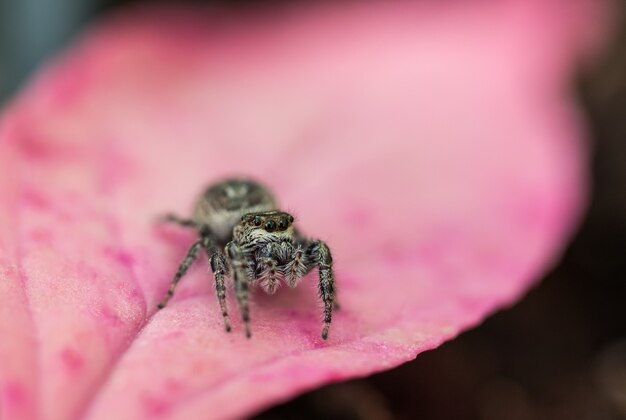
[161,213,199,228]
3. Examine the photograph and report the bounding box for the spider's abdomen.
[192,178,276,242]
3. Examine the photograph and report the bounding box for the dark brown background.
[2,1,624,419]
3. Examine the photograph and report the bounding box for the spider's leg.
[161,213,199,229]
[225,241,252,338]
[302,238,336,340]
[296,232,340,308]
[201,233,231,332]
[157,239,203,309]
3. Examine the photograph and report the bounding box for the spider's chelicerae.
[157,178,337,340]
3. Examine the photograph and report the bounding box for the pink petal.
[0,1,609,419]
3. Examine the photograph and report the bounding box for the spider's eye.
[253,216,262,226]
[265,220,276,232]
[288,215,294,223]
[278,218,288,230]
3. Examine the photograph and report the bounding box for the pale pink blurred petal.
[0,1,610,419]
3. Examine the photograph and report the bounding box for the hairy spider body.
[157,178,336,340]
[193,180,276,242]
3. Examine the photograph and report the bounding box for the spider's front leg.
[303,239,336,340]
[225,241,252,338]
[157,239,203,309]
[201,232,231,332]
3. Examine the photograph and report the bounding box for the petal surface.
[0,1,608,419]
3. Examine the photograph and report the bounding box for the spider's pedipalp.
[257,256,281,294]
[284,245,307,288]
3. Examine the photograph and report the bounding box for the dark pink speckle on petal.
[60,348,84,374]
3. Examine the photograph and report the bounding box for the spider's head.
[239,211,295,240]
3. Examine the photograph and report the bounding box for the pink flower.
[0,0,610,418]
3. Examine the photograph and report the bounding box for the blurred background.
[1,1,625,419]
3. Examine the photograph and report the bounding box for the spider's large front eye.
[265,220,276,232]
[278,218,288,231]
[253,216,262,226]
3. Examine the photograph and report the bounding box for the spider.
[156,178,337,340]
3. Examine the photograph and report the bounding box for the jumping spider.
[157,178,337,340]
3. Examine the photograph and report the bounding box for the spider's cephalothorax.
[157,178,337,340]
